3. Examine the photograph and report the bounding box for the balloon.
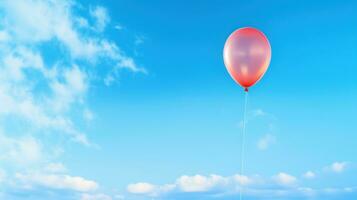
[223,27,271,91]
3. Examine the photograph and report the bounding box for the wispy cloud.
[0,0,143,149]
[44,163,67,174]
[0,133,43,165]
[90,6,110,32]
[0,0,144,199]
[257,134,276,150]
[251,109,267,117]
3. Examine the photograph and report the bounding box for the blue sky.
[0,0,356,200]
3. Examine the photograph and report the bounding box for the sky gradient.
[0,0,356,200]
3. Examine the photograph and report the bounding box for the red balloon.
[223,27,271,91]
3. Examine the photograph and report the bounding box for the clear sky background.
[0,0,356,200]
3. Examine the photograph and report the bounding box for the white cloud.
[127,182,176,197]
[0,133,43,164]
[127,182,156,194]
[127,171,357,199]
[257,134,276,150]
[273,172,297,186]
[328,162,348,173]
[176,174,227,192]
[0,3,86,146]
[1,47,45,83]
[44,163,67,173]
[76,17,90,28]
[1,0,143,72]
[1,0,61,42]
[2,1,90,59]
[16,172,98,192]
[303,171,315,179]
[233,174,254,186]
[0,0,145,147]
[127,174,260,197]
[50,65,88,112]
[90,6,110,32]
[0,0,145,197]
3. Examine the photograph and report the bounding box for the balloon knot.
[244,88,249,92]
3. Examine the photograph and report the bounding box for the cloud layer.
[126,162,356,199]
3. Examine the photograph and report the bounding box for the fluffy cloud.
[127,182,157,194]
[128,172,357,199]
[176,174,228,192]
[273,172,297,186]
[127,174,259,197]
[15,172,98,192]
[232,174,254,186]
[127,182,175,197]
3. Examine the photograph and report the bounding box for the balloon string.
[240,91,249,200]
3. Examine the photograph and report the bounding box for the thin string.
[239,91,248,200]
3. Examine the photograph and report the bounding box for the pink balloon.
[223,27,271,91]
